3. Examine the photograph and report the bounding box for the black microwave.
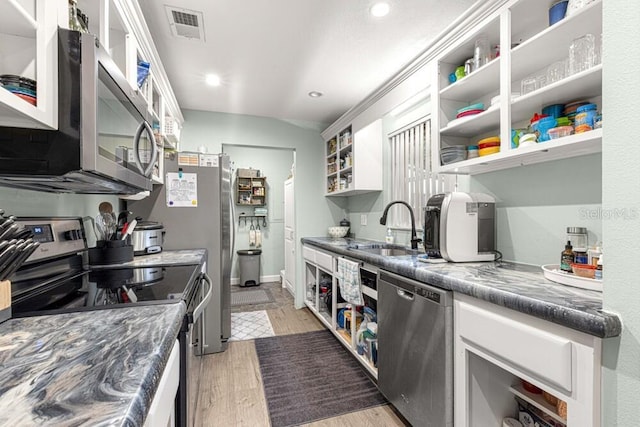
[0,29,159,194]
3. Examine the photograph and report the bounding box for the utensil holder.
[89,240,134,265]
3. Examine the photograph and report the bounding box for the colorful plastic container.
[574,103,598,130]
[549,0,569,26]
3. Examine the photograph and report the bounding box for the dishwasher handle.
[397,289,415,301]
[379,270,452,306]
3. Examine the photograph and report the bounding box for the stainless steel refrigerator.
[128,152,232,354]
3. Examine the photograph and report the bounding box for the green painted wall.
[470,154,602,265]
[180,109,334,307]
[601,1,640,425]
[222,144,294,281]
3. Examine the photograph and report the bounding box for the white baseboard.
[231,274,281,286]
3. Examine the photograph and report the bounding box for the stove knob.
[64,229,83,241]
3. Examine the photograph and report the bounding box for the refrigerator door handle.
[193,273,213,323]
[229,190,236,260]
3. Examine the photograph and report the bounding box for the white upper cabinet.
[0,0,183,148]
[324,119,383,197]
[433,0,602,175]
[0,0,59,129]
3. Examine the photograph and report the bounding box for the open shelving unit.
[0,1,58,129]
[324,120,383,197]
[303,244,378,378]
[433,0,603,176]
[236,175,267,206]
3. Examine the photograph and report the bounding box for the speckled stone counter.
[0,303,185,426]
[302,237,622,338]
[90,248,206,269]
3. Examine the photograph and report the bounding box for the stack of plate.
[0,75,37,106]
[477,136,500,156]
[456,103,485,118]
[441,145,468,165]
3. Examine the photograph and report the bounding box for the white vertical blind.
[389,118,434,229]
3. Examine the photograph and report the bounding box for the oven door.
[185,273,212,426]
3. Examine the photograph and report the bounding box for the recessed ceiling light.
[308,91,323,98]
[205,74,221,86]
[370,2,390,17]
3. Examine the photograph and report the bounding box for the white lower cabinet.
[454,293,601,427]
[302,244,378,378]
[144,340,180,427]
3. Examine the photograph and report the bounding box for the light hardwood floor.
[195,283,407,427]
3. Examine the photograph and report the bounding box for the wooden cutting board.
[0,280,10,323]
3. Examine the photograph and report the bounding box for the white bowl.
[328,226,349,238]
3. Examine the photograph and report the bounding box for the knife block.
[0,280,11,324]
[89,240,134,265]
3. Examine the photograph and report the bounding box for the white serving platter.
[542,264,602,292]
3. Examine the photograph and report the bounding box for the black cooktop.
[85,264,201,307]
[12,262,201,316]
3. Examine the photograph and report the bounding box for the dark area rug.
[254,329,387,427]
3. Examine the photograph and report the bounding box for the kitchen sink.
[349,245,420,257]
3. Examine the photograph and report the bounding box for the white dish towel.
[337,257,363,305]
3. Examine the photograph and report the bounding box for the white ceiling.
[138,0,477,127]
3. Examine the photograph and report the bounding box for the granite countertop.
[90,248,207,270]
[0,303,185,426]
[302,237,622,338]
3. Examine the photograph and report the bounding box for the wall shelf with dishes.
[0,1,58,129]
[433,0,603,176]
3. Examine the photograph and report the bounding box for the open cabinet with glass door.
[433,0,602,175]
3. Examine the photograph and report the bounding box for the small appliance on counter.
[128,219,165,256]
[423,192,496,262]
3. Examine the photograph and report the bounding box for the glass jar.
[567,226,588,251]
[569,34,595,75]
[473,34,490,70]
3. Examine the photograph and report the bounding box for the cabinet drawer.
[457,300,572,392]
[303,246,316,263]
[315,251,334,272]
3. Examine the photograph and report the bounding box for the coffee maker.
[423,192,496,262]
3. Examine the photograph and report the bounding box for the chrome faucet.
[379,200,422,249]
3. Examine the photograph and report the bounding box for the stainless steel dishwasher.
[378,270,453,427]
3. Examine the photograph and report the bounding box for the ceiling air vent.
[165,6,205,41]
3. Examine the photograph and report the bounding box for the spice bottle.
[588,245,602,266]
[560,241,575,273]
[595,253,603,280]
[574,250,588,264]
